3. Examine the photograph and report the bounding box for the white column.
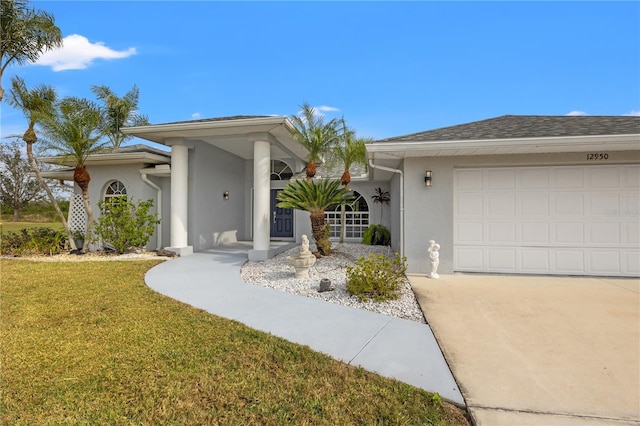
[167,142,193,255]
[248,139,271,261]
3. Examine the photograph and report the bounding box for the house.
[368,115,640,277]
[41,114,640,277]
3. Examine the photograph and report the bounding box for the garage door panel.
[590,193,620,216]
[589,167,621,188]
[520,168,549,189]
[521,222,550,244]
[487,194,516,216]
[624,222,640,245]
[455,222,483,243]
[487,222,516,243]
[486,249,516,271]
[625,251,640,275]
[553,193,585,215]
[589,222,621,245]
[519,249,550,273]
[521,194,549,216]
[588,250,621,275]
[454,164,639,277]
[553,167,585,188]
[554,222,584,244]
[454,248,484,270]
[487,168,515,189]
[553,250,585,274]
[456,169,484,190]
[456,193,483,216]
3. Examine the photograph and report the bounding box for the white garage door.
[454,165,640,277]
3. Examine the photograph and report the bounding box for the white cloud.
[191,112,202,120]
[566,110,588,116]
[34,34,136,71]
[623,110,640,116]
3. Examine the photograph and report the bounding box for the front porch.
[199,240,297,258]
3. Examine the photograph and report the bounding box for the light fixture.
[223,191,229,200]
[424,171,433,187]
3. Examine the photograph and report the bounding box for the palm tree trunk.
[310,210,330,256]
[25,140,77,250]
[306,161,316,181]
[80,187,95,252]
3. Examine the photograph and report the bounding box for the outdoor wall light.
[223,191,230,200]
[424,171,433,187]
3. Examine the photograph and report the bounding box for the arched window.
[104,180,127,202]
[325,191,370,240]
[270,160,294,180]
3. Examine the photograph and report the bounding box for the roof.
[157,115,271,126]
[375,115,640,143]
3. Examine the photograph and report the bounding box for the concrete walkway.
[144,247,464,405]
[409,274,640,426]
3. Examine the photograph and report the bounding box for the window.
[325,191,370,240]
[270,160,294,180]
[105,180,127,200]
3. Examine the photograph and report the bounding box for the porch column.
[166,141,193,256]
[249,138,270,261]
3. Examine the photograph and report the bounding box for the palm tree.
[372,187,390,224]
[0,0,62,101]
[38,96,108,252]
[289,102,339,180]
[6,76,78,249]
[276,179,353,256]
[330,118,370,243]
[91,84,149,149]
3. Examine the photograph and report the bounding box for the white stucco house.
[41,114,640,277]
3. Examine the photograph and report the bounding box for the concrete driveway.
[409,274,640,426]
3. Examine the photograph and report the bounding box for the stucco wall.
[189,143,247,251]
[403,150,640,275]
[81,164,165,251]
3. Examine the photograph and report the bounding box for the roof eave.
[367,134,640,158]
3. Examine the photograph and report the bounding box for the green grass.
[1,260,469,425]
[0,221,65,235]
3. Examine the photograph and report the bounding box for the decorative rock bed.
[241,243,427,324]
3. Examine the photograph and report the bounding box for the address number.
[586,153,609,160]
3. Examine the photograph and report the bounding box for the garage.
[454,164,640,277]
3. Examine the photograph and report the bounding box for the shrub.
[346,252,407,302]
[362,224,390,246]
[0,227,66,256]
[94,198,159,254]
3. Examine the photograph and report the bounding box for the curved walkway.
[145,248,463,405]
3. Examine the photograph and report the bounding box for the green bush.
[0,227,66,256]
[362,224,390,246]
[94,198,159,254]
[346,252,407,302]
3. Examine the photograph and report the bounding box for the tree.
[276,179,352,256]
[330,118,370,243]
[289,102,339,180]
[6,76,78,248]
[91,84,149,149]
[372,187,390,223]
[0,0,62,101]
[0,139,44,221]
[38,96,108,252]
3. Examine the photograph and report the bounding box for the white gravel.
[241,243,426,323]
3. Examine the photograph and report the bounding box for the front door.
[270,189,293,238]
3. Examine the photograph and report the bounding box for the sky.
[1,1,639,146]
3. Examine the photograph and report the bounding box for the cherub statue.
[428,240,440,279]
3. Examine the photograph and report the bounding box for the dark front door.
[270,189,293,238]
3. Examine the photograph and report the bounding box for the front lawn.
[0,221,65,235]
[0,260,469,425]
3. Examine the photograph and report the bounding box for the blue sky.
[1,1,639,143]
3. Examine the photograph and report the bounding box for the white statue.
[288,234,316,279]
[428,240,440,279]
[300,234,310,255]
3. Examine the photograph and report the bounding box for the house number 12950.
[586,153,609,160]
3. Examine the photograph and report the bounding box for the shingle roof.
[375,115,640,143]
[156,115,273,126]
